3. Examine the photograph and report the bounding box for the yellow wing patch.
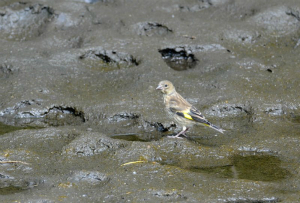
[182,111,193,120]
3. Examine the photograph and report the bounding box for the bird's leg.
[181,128,189,137]
[175,126,189,138]
[168,126,189,138]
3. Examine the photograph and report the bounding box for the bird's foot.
[167,127,189,139]
[167,132,187,139]
[167,135,183,139]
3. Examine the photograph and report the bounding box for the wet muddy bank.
[1,0,300,202]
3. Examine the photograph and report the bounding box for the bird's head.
[156,80,176,95]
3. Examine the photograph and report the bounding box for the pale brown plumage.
[156,80,224,138]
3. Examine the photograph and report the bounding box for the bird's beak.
[156,85,163,90]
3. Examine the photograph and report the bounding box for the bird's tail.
[209,123,225,134]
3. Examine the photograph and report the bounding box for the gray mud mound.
[133,22,173,37]
[79,48,139,70]
[0,2,53,41]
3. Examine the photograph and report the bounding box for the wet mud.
[1,0,300,202]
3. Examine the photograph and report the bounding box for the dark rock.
[158,44,227,71]
[44,106,85,126]
[158,47,198,71]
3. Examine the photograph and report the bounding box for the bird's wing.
[188,106,210,125]
[168,93,211,126]
[189,106,225,133]
[168,92,192,112]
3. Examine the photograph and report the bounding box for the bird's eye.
[164,84,168,87]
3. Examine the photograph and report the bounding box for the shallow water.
[190,153,290,181]
[0,122,24,135]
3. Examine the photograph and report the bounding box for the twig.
[0,161,30,165]
[121,161,157,166]
[121,161,146,166]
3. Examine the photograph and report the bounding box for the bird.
[156,80,225,138]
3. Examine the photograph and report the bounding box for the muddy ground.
[0,0,300,202]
